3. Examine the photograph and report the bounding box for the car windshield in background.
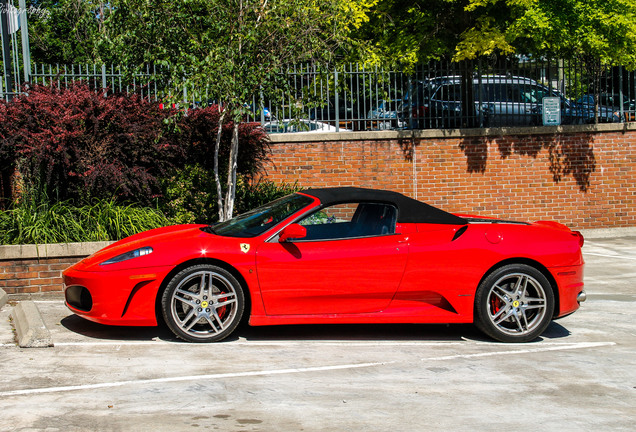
[211,194,313,238]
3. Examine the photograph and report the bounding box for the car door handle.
[397,236,410,244]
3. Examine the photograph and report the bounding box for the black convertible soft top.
[302,187,467,225]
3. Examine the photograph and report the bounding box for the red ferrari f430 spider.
[63,187,586,343]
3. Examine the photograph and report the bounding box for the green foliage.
[0,197,170,245]
[102,0,374,107]
[353,1,465,65]
[27,0,112,64]
[454,0,636,68]
[0,175,302,244]
[160,164,219,225]
[160,168,301,225]
[233,178,302,216]
[98,0,374,220]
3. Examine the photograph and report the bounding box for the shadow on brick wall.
[398,136,415,162]
[459,133,596,192]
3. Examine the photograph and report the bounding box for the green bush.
[233,178,302,215]
[0,198,170,245]
[160,171,301,224]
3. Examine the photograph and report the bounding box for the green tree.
[26,0,112,64]
[101,0,374,220]
[355,0,636,68]
[453,0,636,67]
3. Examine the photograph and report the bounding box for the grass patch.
[0,199,170,245]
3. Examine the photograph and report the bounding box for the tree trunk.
[223,121,240,220]
[214,108,227,221]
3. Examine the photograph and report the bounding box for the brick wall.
[0,258,76,296]
[264,125,636,229]
[0,242,110,298]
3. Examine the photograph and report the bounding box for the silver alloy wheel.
[169,270,239,340]
[486,272,548,337]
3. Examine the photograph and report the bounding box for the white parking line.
[423,341,615,361]
[0,362,390,397]
[0,341,614,398]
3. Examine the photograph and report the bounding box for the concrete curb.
[579,227,636,239]
[0,288,7,309]
[10,301,53,348]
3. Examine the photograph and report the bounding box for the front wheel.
[474,264,554,343]
[161,264,245,342]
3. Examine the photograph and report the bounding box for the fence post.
[619,68,624,122]
[102,64,107,97]
[18,0,30,84]
[334,67,339,132]
[183,76,187,107]
[1,0,14,101]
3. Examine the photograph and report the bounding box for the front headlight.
[100,247,153,266]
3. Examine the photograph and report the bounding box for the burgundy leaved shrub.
[3,83,182,204]
[0,84,272,213]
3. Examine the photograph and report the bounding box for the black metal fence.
[21,58,636,132]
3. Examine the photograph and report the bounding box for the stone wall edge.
[0,241,114,261]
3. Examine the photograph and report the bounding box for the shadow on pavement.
[60,315,178,342]
[60,316,572,344]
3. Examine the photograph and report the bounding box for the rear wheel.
[475,264,554,343]
[161,264,245,342]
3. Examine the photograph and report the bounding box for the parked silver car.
[401,75,621,129]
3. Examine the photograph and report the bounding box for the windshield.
[210,193,313,238]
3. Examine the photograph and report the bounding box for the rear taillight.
[573,230,584,247]
[412,106,428,117]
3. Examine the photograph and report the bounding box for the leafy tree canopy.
[98,0,375,104]
[455,0,636,68]
[93,0,376,219]
[353,0,636,69]
[26,0,111,64]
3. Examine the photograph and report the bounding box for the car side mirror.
[278,224,307,242]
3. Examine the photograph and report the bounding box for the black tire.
[161,264,245,342]
[474,264,554,343]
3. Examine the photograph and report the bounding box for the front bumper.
[63,265,174,326]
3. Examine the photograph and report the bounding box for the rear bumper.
[551,264,585,318]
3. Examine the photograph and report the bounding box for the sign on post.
[542,97,561,126]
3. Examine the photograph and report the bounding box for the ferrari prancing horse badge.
[240,243,250,253]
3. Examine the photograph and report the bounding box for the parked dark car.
[399,76,621,129]
[576,94,635,122]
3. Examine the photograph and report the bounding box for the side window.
[435,84,462,102]
[522,85,549,103]
[297,202,397,241]
[506,84,524,103]
[483,84,508,103]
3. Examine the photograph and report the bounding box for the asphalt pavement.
[0,231,634,431]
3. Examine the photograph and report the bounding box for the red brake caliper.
[490,295,501,315]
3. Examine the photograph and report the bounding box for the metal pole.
[619,67,624,122]
[334,67,339,132]
[1,0,14,101]
[102,64,107,97]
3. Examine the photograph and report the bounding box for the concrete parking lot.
[1,233,635,431]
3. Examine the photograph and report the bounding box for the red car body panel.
[63,190,584,332]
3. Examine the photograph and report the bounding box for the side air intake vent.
[452,225,468,241]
